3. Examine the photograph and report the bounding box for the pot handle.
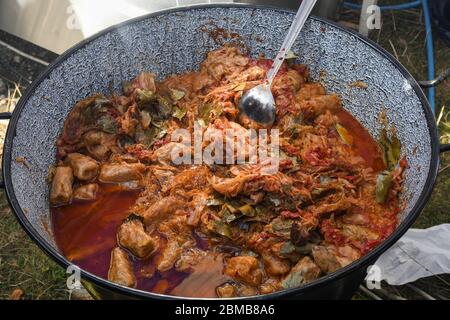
[0,112,13,189]
[0,112,12,120]
[441,144,450,153]
[418,70,450,154]
[418,68,450,88]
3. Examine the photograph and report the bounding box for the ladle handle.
[266,0,318,87]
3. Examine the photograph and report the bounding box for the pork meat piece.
[261,253,291,276]
[66,153,99,181]
[335,245,361,267]
[299,94,341,119]
[225,256,263,286]
[259,278,281,295]
[141,196,183,226]
[216,283,238,298]
[296,83,326,102]
[281,256,321,289]
[154,142,191,166]
[50,166,74,206]
[83,130,117,161]
[156,216,194,272]
[211,173,259,197]
[118,219,159,259]
[73,183,99,201]
[99,162,145,183]
[236,284,259,297]
[311,245,341,274]
[157,240,183,272]
[108,247,135,287]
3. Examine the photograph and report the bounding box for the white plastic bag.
[374,224,450,286]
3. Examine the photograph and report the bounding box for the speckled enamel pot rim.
[1,3,441,300]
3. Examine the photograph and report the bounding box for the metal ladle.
[238,0,318,125]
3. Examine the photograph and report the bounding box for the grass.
[0,191,68,300]
[0,1,449,300]
[0,79,68,300]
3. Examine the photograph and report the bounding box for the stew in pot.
[50,46,407,298]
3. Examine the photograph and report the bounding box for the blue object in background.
[343,0,421,10]
[343,0,436,114]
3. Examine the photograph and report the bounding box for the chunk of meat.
[156,216,194,272]
[211,173,259,197]
[154,142,191,166]
[341,223,379,242]
[299,94,341,119]
[315,110,339,129]
[262,253,291,276]
[118,219,159,258]
[237,284,259,297]
[225,256,263,286]
[66,153,99,181]
[236,65,265,82]
[50,166,74,206]
[187,193,210,227]
[296,83,326,101]
[281,256,321,289]
[99,162,146,183]
[73,184,99,201]
[108,247,135,287]
[160,72,207,99]
[157,240,183,272]
[312,243,361,270]
[259,277,281,295]
[216,283,237,298]
[335,245,361,267]
[311,245,341,274]
[83,131,117,160]
[141,196,183,226]
[192,70,216,93]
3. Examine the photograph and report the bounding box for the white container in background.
[0,0,232,54]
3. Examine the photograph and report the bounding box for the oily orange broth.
[51,184,229,297]
[51,184,141,279]
[336,109,386,172]
[51,109,384,297]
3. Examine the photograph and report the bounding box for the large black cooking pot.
[1,4,449,300]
